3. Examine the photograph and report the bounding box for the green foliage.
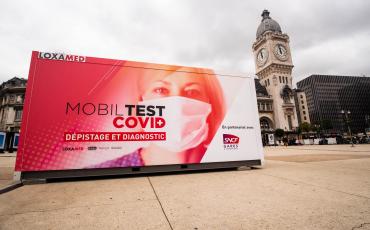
[299,122,311,133]
[297,126,302,134]
[275,128,285,138]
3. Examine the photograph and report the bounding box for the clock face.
[256,48,268,66]
[274,44,288,61]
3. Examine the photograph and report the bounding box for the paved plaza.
[0,145,370,229]
[0,154,16,189]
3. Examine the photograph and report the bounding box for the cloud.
[0,0,369,84]
[293,31,370,83]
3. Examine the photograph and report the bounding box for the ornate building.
[255,79,274,132]
[252,10,308,139]
[0,77,27,132]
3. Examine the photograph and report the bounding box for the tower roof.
[256,10,282,38]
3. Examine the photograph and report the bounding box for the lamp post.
[314,124,321,144]
[314,124,321,137]
[341,110,354,147]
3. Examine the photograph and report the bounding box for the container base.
[21,160,262,183]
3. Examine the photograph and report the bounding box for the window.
[260,119,270,130]
[279,76,282,83]
[16,95,23,103]
[301,100,304,104]
[303,111,306,115]
[287,115,292,130]
[267,79,270,86]
[259,103,264,111]
[9,95,15,103]
[304,116,307,120]
[0,109,4,122]
[302,105,305,109]
[300,95,303,99]
[15,109,22,121]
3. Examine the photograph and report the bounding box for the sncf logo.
[38,52,86,62]
[223,134,239,144]
[223,134,239,150]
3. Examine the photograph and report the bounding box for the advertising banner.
[268,134,275,145]
[15,51,263,172]
[0,132,5,149]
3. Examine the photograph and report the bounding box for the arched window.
[260,118,271,130]
[281,85,293,104]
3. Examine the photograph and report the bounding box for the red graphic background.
[15,52,226,171]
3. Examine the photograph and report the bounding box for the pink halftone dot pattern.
[16,60,192,171]
[21,114,107,171]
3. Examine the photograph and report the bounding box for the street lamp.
[341,109,354,147]
[365,115,370,141]
[314,124,321,137]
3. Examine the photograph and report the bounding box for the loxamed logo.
[223,134,239,144]
[38,52,86,62]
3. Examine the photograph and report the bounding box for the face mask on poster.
[139,96,212,152]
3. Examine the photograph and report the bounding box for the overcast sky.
[1,0,370,86]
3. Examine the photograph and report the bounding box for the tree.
[297,126,302,134]
[299,122,311,133]
[275,129,285,139]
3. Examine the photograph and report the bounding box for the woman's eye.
[185,89,201,97]
[153,87,169,95]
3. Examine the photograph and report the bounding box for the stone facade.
[0,77,27,132]
[255,79,274,132]
[293,89,310,124]
[253,10,307,133]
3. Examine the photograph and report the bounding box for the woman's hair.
[191,67,226,146]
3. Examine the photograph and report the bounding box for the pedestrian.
[283,136,288,147]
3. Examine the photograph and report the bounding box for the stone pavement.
[0,153,16,188]
[0,145,370,229]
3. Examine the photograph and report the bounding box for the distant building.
[297,74,370,133]
[293,89,310,125]
[0,77,27,132]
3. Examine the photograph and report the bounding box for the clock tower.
[253,10,298,131]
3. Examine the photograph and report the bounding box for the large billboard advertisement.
[15,51,263,172]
